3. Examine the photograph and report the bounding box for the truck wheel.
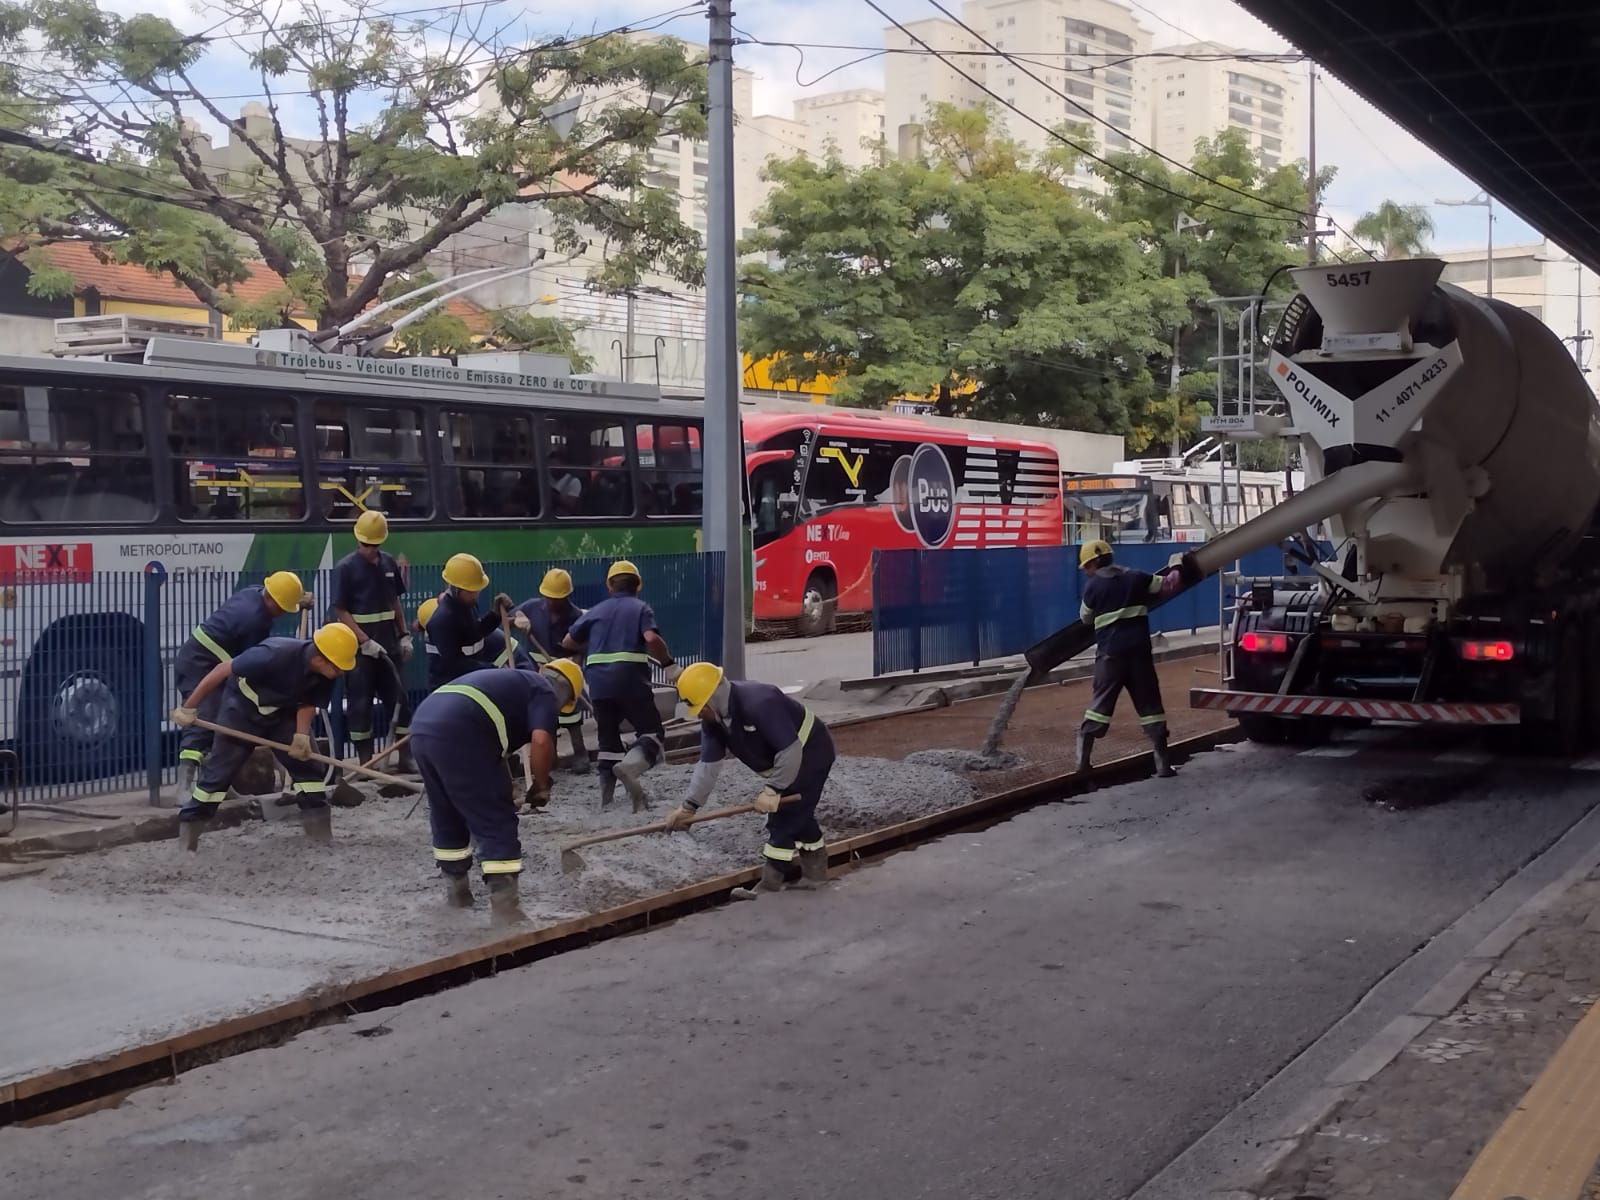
[797,570,836,638]
[1527,625,1584,757]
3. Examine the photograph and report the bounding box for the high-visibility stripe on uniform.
[436,683,508,754]
[587,651,651,664]
[178,747,204,763]
[191,625,233,664]
[558,709,582,727]
[481,858,522,875]
[494,645,514,666]
[1147,574,1164,596]
[763,843,798,862]
[1093,604,1148,630]
[1138,712,1167,725]
[192,787,228,804]
[461,638,486,656]
[1080,601,1093,622]
[292,779,328,793]
[796,837,826,852]
[351,611,394,624]
[433,845,473,863]
[237,678,279,715]
[1084,709,1112,724]
[797,708,815,745]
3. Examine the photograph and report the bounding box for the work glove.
[512,610,532,633]
[359,638,385,659]
[171,705,198,727]
[297,591,315,611]
[530,785,552,811]
[510,777,528,810]
[662,661,684,684]
[493,592,514,615]
[664,803,698,831]
[753,787,782,814]
[289,732,313,761]
[398,634,414,663]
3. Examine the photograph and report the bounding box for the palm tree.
[1352,201,1436,260]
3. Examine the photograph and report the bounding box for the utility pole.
[703,0,746,679]
[1306,67,1318,266]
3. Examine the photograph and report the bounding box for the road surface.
[6,733,1596,1200]
[746,629,873,690]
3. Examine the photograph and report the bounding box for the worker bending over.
[668,663,834,894]
[1076,539,1183,778]
[424,553,519,688]
[173,570,309,802]
[562,560,680,810]
[409,659,586,923]
[171,624,358,849]
[514,567,590,774]
[333,511,414,771]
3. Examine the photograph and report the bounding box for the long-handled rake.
[559,793,799,873]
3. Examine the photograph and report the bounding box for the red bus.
[744,410,1063,635]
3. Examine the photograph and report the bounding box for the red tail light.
[1458,640,1515,662]
[1240,631,1290,654]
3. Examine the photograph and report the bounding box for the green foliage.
[0,0,707,327]
[1351,200,1434,260]
[739,105,1189,437]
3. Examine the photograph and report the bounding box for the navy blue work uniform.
[332,548,411,748]
[1079,563,1169,741]
[514,596,585,729]
[425,591,515,689]
[409,667,561,881]
[174,585,278,767]
[178,638,336,824]
[701,680,834,867]
[566,595,664,778]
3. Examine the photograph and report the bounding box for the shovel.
[559,793,800,873]
[190,716,422,797]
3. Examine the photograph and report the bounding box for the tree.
[0,0,707,328]
[738,105,1189,437]
[1352,200,1434,260]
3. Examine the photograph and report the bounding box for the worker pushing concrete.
[171,624,359,849]
[172,570,310,802]
[666,663,835,894]
[514,567,590,774]
[332,510,414,771]
[424,553,521,687]
[561,560,681,810]
[409,659,586,923]
[1075,539,1184,777]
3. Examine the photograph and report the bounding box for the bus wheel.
[19,616,146,784]
[797,570,836,638]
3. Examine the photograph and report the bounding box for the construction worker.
[172,570,309,802]
[666,663,834,894]
[514,567,590,774]
[1075,539,1184,778]
[170,624,358,849]
[332,510,413,771]
[561,560,680,810]
[424,553,518,688]
[409,658,586,923]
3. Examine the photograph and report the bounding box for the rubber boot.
[487,875,526,926]
[797,846,829,888]
[443,874,474,908]
[173,758,198,808]
[567,725,592,775]
[178,821,203,852]
[613,745,652,813]
[394,740,416,775]
[350,739,374,768]
[1075,730,1095,774]
[1150,735,1177,778]
[598,773,617,811]
[301,805,333,843]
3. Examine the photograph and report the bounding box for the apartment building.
[883,17,990,156]
[1142,42,1302,169]
[793,88,888,168]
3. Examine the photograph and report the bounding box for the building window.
[167,388,299,522]
[442,409,539,520]
[1229,108,1254,126]
[1262,100,1284,118]
[1106,131,1132,150]
[1066,79,1094,99]
[0,382,157,525]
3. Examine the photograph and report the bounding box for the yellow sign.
[817,445,864,487]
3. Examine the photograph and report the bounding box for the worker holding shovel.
[513,567,591,774]
[666,664,835,894]
[408,659,586,924]
[424,553,522,688]
[170,624,359,850]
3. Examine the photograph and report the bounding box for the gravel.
[905,748,1024,772]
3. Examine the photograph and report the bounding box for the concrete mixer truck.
[1025,257,1600,754]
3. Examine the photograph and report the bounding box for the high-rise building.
[736,112,809,242]
[794,88,888,169]
[883,17,989,157]
[1142,43,1303,169]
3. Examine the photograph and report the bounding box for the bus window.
[442,410,538,520]
[544,416,632,519]
[639,422,702,517]
[313,400,431,521]
[166,388,301,521]
[749,429,805,547]
[804,437,912,510]
[0,382,156,524]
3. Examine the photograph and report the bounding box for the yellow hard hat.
[1078,539,1113,568]
[417,597,439,628]
[541,658,586,714]
[606,559,641,585]
[677,661,724,717]
[539,567,574,599]
[263,570,304,613]
[312,622,358,671]
[442,552,490,591]
[354,510,389,545]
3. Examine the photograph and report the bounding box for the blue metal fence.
[0,551,723,808]
[871,542,1305,675]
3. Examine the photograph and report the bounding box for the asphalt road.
[8,737,1599,1200]
[746,629,873,689]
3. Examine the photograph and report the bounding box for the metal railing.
[871,542,1305,675]
[0,551,724,809]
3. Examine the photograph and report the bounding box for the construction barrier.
[870,541,1311,675]
[0,552,725,807]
